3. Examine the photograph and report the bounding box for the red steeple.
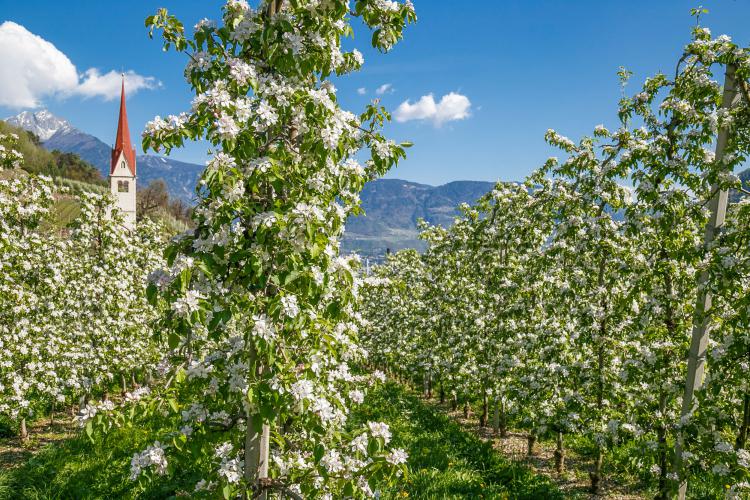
[111,75,136,176]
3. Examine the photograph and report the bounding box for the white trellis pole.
[673,63,739,499]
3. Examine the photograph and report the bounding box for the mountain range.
[5,110,496,258]
[6,110,203,202]
[340,179,493,257]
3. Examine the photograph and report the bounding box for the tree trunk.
[463,401,471,420]
[50,401,55,426]
[450,393,457,411]
[589,448,603,494]
[737,393,750,449]
[492,397,500,434]
[20,418,28,442]
[655,390,670,500]
[500,400,508,437]
[527,433,537,457]
[554,431,565,473]
[439,382,445,404]
[479,393,488,427]
[121,373,128,395]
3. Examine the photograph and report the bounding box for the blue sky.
[1,1,749,185]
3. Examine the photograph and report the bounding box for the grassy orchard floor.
[0,383,562,499]
[351,383,563,499]
[425,394,727,500]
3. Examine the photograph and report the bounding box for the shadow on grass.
[352,383,564,499]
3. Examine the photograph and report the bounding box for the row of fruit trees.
[2,1,418,499]
[360,22,750,499]
[0,132,166,438]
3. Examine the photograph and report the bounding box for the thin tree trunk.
[492,397,500,434]
[590,320,606,493]
[527,432,537,457]
[590,283,608,494]
[20,418,28,442]
[479,393,488,427]
[439,382,445,404]
[554,431,565,473]
[736,392,750,449]
[500,399,507,437]
[656,273,675,500]
[451,393,457,411]
[50,401,55,426]
[121,373,128,395]
[590,448,603,494]
[656,420,669,500]
[463,400,470,420]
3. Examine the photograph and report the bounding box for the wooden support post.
[673,63,739,499]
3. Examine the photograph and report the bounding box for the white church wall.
[109,151,137,228]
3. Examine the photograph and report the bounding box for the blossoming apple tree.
[104,1,417,498]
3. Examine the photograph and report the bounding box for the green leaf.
[146,283,158,304]
[168,331,181,349]
[314,444,325,463]
[343,481,355,496]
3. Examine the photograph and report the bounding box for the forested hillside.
[0,121,103,184]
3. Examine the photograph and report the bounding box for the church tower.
[109,76,137,229]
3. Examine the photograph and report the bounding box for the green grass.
[0,384,562,499]
[353,383,563,499]
[0,419,201,499]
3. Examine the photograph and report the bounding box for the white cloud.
[76,68,160,101]
[357,87,367,95]
[0,21,77,108]
[0,21,159,109]
[394,92,472,127]
[375,83,393,95]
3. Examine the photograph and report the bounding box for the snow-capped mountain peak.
[5,109,73,141]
